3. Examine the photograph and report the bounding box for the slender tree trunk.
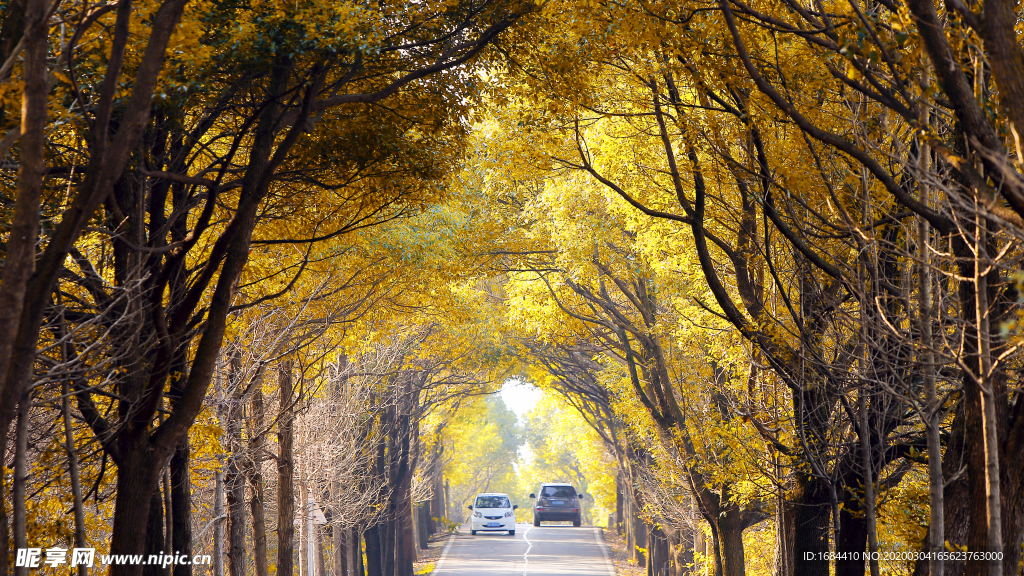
[62,382,88,576]
[773,489,794,576]
[214,471,226,576]
[430,452,445,534]
[248,377,270,576]
[278,361,296,576]
[918,202,944,576]
[12,399,29,576]
[226,351,248,576]
[353,527,365,576]
[0,461,7,576]
[616,475,624,535]
[332,485,348,576]
[860,396,880,576]
[300,478,308,576]
[317,526,328,576]
[973,224,1002,576]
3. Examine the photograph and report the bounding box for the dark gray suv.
[530,483,583,527]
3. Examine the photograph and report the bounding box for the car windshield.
[541,486,576,499]
[475,496,511,509]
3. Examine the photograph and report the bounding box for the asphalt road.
[433,524,615,576]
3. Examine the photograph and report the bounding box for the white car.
[468,493,518,536]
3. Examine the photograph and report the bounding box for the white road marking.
[431,531,457,574]
[521,523,533,575]
[593,527,617,576]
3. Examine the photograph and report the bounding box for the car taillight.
[573,508,578,512]
[536,508,543,511]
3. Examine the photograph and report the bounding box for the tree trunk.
[278,361,296,576]
[333,521,349,576]
[695,524,708,576]
[416,503,429,550]
[353,527,365,576]
[333,478,349,576]
[773,497,794,576]
[249,381,270,576]
[633,508,647,567]
[170,440,193,576]
[430,457,445,534]
[0,0,48,442]
[12,399,29,576]
[108,450,166,576]
[317,526,328,576]
[972,237,1003,576]
[364,525,383,576]
[835,485,868,576]
[214,470,225,576]
[716,504,746,576]
[226,352,248,576]
[62,382,88,576]
[616,475,624,535]
[144,487,166,576]
[791,474,831,576]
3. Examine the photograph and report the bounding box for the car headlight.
[504,511,514,518]
[473,512,482,518]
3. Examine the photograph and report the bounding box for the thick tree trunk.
[278,361,296,576]
[716,504,746,576]
[633,507,648,567]
[791,474,831,576]
[108,450,165,576]
[416,503,430,550]
[0,0,48,436]
[364,525,383,576]
[170,440,193,576]
[143,487,166,576]
[835,487,868,576]
[397,493,416,575]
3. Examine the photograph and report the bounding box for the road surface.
[433,524,615,575]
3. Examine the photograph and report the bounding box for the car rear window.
[475,495,511,508]
[541,486,576,498]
